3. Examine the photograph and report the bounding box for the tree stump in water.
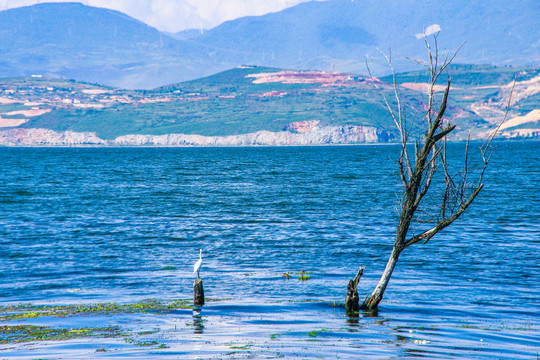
[345,279,359,313]
[345,267,365,315]
[194,278,205,307]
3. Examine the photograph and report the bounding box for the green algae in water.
[0,299,204,346]
[307,328,330,337]
[0,299,192,320]
[0,325,122,344]
[161,265,177,270]
[125,338,161,347]
[229,345,251,350]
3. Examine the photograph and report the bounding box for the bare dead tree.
[349,34,514,311]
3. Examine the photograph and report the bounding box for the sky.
[0,0,318,32]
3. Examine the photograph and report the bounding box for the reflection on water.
[362,308,379,318]
[192,310,205,334]
[346,314,360,328]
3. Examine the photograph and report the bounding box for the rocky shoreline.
[0,125,394,147]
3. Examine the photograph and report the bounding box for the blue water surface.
[0,142,538,358]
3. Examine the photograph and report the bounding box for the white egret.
[193,249,202,279]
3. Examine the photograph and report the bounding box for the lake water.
[0,143,539,359]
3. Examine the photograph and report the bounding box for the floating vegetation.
[307,328,330,337]
[229,345,251,350]
[281,271,313,281]
[297,270,311,281]
[137,329,160,336]
[0,325,122,344]
[0,300,192,346]
[0,299,192,321]
[125,338,161,347]
[161,265,177,270]
[459,323,535,332]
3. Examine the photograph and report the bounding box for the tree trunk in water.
[361,245,402,310]
[345,267,365,315]
[194,278,205,307]
[345,279,359,314]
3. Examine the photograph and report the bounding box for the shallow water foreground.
[0,143,539,358]
[0,299,538,359]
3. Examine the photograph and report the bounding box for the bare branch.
[405,56,430,71]
[398,156,408,188]
[413,145,441,208]
[440,137,451,220]
[477,76,517,185]
[438,42,466,75]
[432,124,456,143]
[432,81,451,128]
[353,266,366,288]
[365,56,400,130]
[481,77,517,151]
[371,48,413,178]
[461,134,471,203]
[404,184,484,248]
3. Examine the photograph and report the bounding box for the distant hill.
[0,2,168,49]
[1,64,537,146]
[191,0,540,74]
[0,2,229,89]
[0,1,538,89]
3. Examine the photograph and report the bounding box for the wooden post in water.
[194,278,205,307]
[345,267,365,315]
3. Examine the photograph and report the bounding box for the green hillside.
[1,64,538,141]
[17,68,401,139]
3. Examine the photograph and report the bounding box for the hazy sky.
[0,0,318,32]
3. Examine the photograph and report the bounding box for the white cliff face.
[0,125,394,146]
[0,128,107,146]
[112,125,394,146]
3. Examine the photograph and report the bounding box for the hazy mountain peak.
[0,2,168,49]
[0,0,537,88]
